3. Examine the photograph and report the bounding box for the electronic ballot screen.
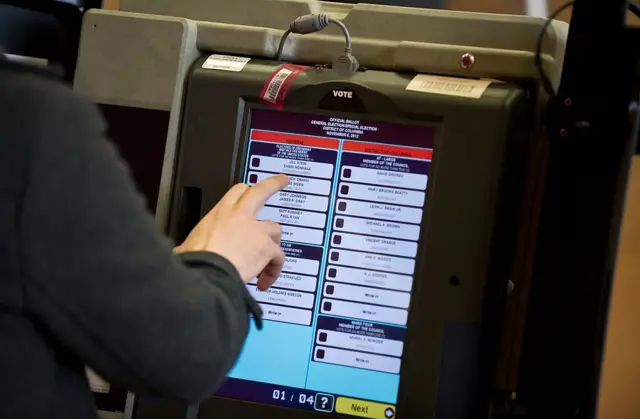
[215,108,435,418]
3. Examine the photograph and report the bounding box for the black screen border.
[201,99,443,419]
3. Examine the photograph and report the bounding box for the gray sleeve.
[17,79,260,404]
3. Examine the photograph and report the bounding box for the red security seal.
[260,64,309,109]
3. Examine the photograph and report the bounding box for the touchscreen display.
[215,109,436,419]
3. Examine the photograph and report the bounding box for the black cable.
[536,1,640,97]
[276,29,292,60]
[534,0,574,98]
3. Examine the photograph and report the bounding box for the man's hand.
[175,174,289,290]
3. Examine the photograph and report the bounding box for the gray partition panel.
[75,5,568,113]
[75,11,193,111]
[121,0,318,28]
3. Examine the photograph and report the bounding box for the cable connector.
[289,13,331,34]
[276,13,359,74]
[333,52,360,76]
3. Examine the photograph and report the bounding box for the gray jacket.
[0,59,260,419]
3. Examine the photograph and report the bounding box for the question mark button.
[314,393,335,412]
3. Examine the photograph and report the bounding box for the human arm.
[15,78,272,403]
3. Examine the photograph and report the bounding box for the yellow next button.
[335,397,396,419]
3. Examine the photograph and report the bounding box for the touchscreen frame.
[160,58,530,419]
[196,100,441,419]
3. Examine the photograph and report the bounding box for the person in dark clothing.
[0,59,287,419]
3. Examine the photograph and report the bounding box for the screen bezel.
[135,60,528,419]
[199,99,442,419]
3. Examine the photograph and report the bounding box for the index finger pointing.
[235,174,289,216]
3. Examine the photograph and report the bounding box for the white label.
[202,54,250,72]
[406,74,492,99]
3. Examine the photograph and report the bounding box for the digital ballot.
[215,109,435,419]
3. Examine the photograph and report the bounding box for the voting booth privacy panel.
[73,1,569,418]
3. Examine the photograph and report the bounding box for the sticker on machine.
[406,74,492,99]
[202,54,251,72]
[260,64,309,108]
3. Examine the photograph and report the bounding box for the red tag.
[260,64,308,108]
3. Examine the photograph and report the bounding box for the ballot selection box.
[315,317,406,356]
[268,191,330,213]
[320,299,409,326]
[333,216,420,241]
[327,249,416,275]
[334,199,423,224]
[313,346,401,374]
[330,232,419,258]
[315,329,403,357]
[247,285,315,310]
[325,266,413,292]
[282,225,325,245]
[258,203,327,246]
[250,155,334,179]
[311,316,406,373]
[247,243,323,327]
[323,282,411,309]
[338,152,429,192]
[259,207,327,229]
[247,131,338,179]
[250,272,317,293]
[337,182,426,208]
[248,171,332,196]
[259,303,313,326]
[339,165,428,190]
